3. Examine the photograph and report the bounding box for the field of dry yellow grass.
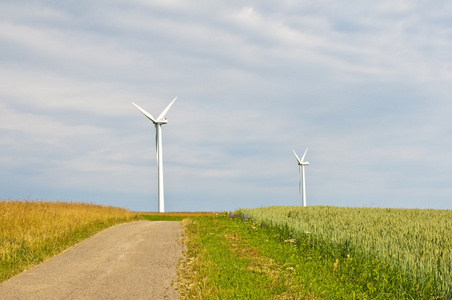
[0,200,140,282]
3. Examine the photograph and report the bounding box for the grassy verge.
[177,212,442,299]
[178,213,323,299]
[0,200,140,283]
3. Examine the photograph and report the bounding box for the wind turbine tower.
[132,97,177,213]
[293,148,309,207]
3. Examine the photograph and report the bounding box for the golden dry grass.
[0,200,140,282]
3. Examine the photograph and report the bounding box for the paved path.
[0,221,183,300]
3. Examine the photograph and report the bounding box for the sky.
[1,0,452,212]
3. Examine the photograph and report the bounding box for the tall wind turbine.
[132,97,177,213]
[293,148,309,207]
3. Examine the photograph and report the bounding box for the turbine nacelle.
[156,118,168,125]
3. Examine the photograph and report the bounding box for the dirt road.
[0,221,183,300]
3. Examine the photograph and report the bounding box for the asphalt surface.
[0,221,183,300]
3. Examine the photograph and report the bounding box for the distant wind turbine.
[132,97,177,213]
[293,148,309,207]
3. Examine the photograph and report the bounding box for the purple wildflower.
[229,212,236,218]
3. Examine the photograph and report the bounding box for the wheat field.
[238,206,452,297]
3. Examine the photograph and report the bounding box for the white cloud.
[1,0,452,211]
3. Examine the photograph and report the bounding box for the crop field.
[3,201,450,298]
[0,200,140,282]
[179,208,452,299]
[237,206,452,299]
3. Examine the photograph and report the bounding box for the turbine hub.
[156,118,168,124]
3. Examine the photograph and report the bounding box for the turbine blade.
[293,149,302,164]
[132,102,156,123]
[155,128,158,161]
[298,166,302,194]
[301,148,308,162]
[157,97,177,120]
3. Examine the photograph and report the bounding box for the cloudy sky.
[1,0,452,212]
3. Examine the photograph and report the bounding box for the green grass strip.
[178,214,321,299]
